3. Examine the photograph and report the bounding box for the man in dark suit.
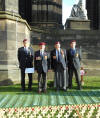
[51,42,68,91]
[18,39,34,91]
[67,40,82,90]
[34,42,50,93]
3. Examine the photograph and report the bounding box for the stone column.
[0,0,18,13]
[41,3,47,22]
[37,3,41,22]
[48,4,53,22]
[98,0,100,30]
[0,0,31,85]
[32,3,38,22]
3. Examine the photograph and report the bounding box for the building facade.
[19,0,62,29]
[86,0,100,30]
[19,0,100,30]
[19,0,32,23]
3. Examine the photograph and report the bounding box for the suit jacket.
[67,48,82,69]
[34,50,50,73]
[18,47,34,69]
[51,48,67,71]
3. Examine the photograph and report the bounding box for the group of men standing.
[18,39,82,93]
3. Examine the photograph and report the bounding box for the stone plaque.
[66,18,90,30]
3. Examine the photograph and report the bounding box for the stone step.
[84,68,100,76]
[81,59,100,76]
[82,59,100,68]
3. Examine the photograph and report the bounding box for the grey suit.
[67,48,82,89]
[34,50,50,92]
[51,49,68,91]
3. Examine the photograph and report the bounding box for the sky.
[62,0,78,25]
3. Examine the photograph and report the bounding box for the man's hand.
[35,70,37,72]
[66,67,68,70]
[36,56,41,60]
[48,70,52,72]
[53,56,56,59]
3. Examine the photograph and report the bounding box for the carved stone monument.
[65,0,90,30]
[0,0,31,85]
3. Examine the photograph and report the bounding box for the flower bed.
[0,104,100,118]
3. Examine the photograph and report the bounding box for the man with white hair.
[51,42,68,91]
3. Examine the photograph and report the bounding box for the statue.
[65,0,90,30]
[70,0,87,20]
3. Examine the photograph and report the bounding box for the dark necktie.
[41,51,44,59]
[71,49,75,55]
[58,51,60,61]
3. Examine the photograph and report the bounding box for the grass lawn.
[73,76,100,90]
[0,76,100,117]
[0,76,100,93]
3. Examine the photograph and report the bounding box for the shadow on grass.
[82,86,100,90]
[0,87,100,98]
[0,81,100,97]
[12,89,100,98]
[0,83,38,93]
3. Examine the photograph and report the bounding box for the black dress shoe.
[28,88,32,91]
[56,88,60,92]
[22,88,25,92]
[43,89,47,93]
[69,86,72,89]
[77,86,82,90]
[63,89,67,92]
[38,90,41,94]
